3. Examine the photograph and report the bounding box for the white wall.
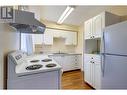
[0,46,3,89]
[0,23,20,89]
[76,24,84,71]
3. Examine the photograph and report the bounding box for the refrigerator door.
[103,21,127,55]
[101,55,127,89]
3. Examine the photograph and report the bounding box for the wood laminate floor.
[61,70,93,89]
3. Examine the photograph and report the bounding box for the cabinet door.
[69,55,78,70]
[84,19,92,39]
[84,55,92,85]
[65,32,73,45]
[73,55,80,69]
[62,55,74,71]
[60,55,67,71]
[53,29,66,38]
[85,62,92,86]
[43,29,53,45]
[60,55,79,71]
[94,63,101,89]
[53,30,61,38]
[51,55,68,72]
[93,14,102,38]
[50,55,75,72]
[94,55,101,89]
[65,32,77,45]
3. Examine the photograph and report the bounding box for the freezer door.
[101,55,127,89]
[103,21,127,55]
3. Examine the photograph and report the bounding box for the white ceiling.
[31,6,127,26]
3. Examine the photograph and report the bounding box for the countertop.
[46,53,82,56]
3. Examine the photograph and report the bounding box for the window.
[21,33,34,55]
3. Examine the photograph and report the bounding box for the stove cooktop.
[15,54,62,75]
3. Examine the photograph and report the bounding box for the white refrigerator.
[101,21,127,89]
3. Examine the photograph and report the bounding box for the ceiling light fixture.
[57,6,75,24]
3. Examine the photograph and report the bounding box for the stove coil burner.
[42,59,52,62]
[30,60,40,63]
[46,63,56,68]
[26,64,43,70]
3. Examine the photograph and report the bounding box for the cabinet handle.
[91,57,93,59]
[92,62,95,64]
[93,36,94,38]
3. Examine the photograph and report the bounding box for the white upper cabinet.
[65,31,77,45]
[72,32,77,45]
[92,14,102,38]
[53,29,66,38]
[46,28,77,45]
[84,11,120,40]
[32,28,77,45]
[51,28,77,45]
[84,19,93,39]
[53,30,61,38]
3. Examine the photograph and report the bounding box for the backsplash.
[35,38,76,53]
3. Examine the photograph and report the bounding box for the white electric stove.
[7,50,62,89]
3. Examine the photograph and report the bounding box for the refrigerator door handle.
[101,29,105,54]
[101,30,105,77]
[101,54,105,77]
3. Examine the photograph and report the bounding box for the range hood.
[9,10,46,34]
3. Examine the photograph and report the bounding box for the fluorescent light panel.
[57,6,74,24]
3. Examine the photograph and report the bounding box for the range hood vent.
[9,10,46,34]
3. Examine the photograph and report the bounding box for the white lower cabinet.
[49,55,81,72]
[84,54,101,89]
[94,62,101,89]
[84,61,92,86]
[64,55,80,71]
